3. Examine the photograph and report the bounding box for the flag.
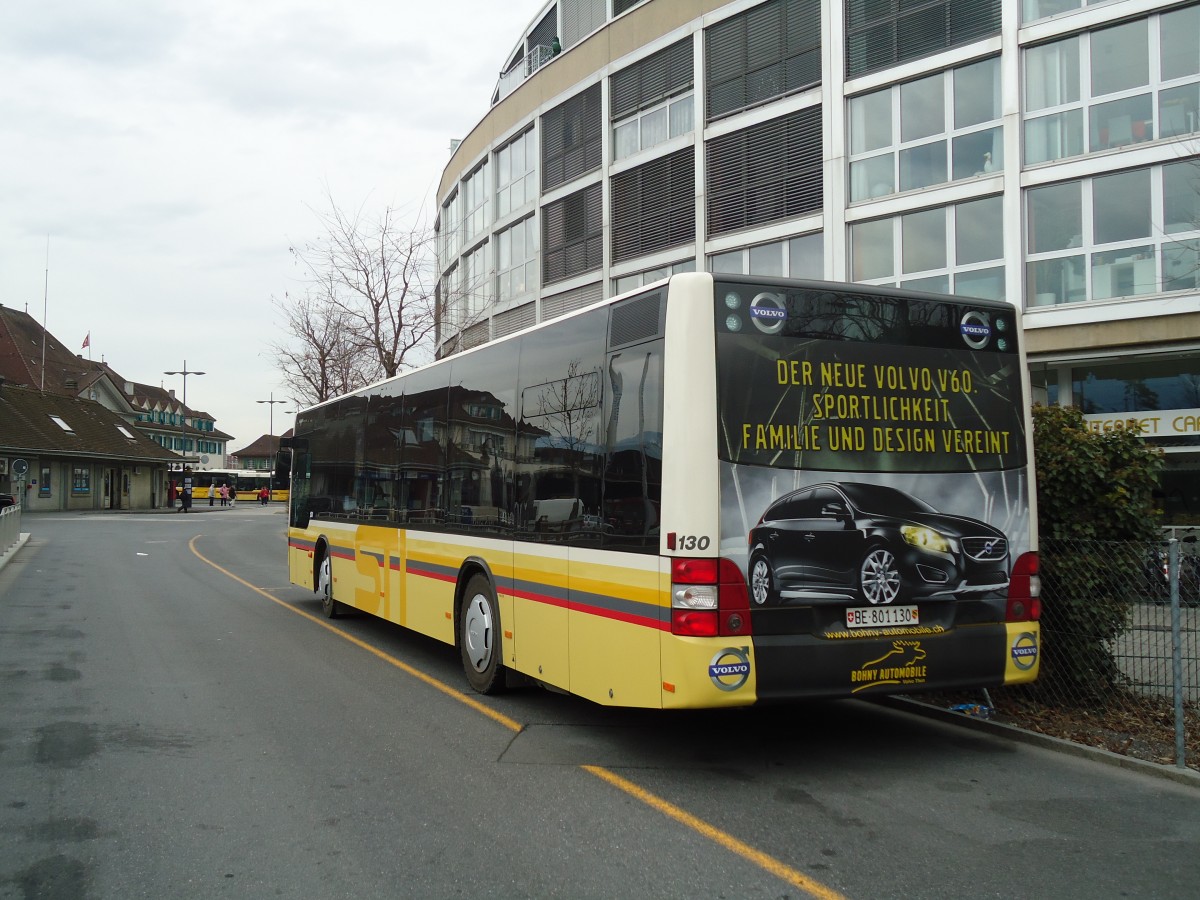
[81,332,90,350]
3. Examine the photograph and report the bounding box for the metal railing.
[495,44,556,103]
[930,536,1199,770]
[0,501,22,558]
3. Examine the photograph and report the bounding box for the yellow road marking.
[187,536,523,733]
[582,766,849,900]
[191,535,848,900]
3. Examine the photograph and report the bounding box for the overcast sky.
[0,0,545,451]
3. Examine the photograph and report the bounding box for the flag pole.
[41,236,49,392]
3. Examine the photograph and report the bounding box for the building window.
[440,191,461,269]
[439,264,463,332]
[846,0,1000,80]
[542,183,603,285]
[1024,7,1200,165]
[705,0,821,122]
[72,466,90,495]
[541,84,603,193]
[706,105,823,237]
[496,129,536,220]
[708,232,824,279]
[462,242,492,320]
[614,93,694,161]
[1026,162,1200,307]
[496,216,538,303]
[611,147,696,263]
[850,195,1005,299]
[39,466,51,497]
[614,259,696,295]
[462,163,489,242]
[612,38,694,160]
[1071,357,1200,415]
[849,57,1001,202]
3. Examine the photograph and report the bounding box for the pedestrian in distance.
[179,469,193,513]
[209,481,216,506]
[220,483,229,507]
[259,486,270,506]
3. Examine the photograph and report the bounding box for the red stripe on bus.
[406,564,457,584]
[399,562,665,630]
[509,585,569,610]
[570,600,668,631]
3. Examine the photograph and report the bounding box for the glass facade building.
[437,0,1200,522]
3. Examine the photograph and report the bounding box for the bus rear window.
[715,282,1026,474]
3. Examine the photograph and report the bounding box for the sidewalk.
[33,502,286,515]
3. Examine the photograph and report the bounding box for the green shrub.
[1031,405,1163,701]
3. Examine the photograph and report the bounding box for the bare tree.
[276,190,440,401]
[269,287,367,407]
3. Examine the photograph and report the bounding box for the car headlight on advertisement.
[901,525,952,553]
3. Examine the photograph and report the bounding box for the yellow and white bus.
[283,274,1040,708]
[174,468,289,504]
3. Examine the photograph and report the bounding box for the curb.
[878,695,1200,788]
[0,532,31,576]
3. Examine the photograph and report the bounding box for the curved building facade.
[437,0,1200,521]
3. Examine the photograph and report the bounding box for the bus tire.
[317,549,340,618]
[459,573,505,694]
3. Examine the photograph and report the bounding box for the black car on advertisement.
[748,482,1009,607]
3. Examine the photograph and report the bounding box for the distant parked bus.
[173,468,288,503]
[283,273,1039,708]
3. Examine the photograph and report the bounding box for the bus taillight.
[670,558,753,637]
[1006,551,1041,622]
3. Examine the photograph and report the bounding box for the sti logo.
[748,293,786,335]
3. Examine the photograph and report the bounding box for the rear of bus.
[659,275,1040,705]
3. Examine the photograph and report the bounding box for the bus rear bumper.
[751,622,1040,702]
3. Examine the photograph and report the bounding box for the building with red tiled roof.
[229,430,293,472]
[0,304,233,471]
[0,378,178,510]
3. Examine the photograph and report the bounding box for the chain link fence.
[917,535,1199,771]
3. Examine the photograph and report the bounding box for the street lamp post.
[164,361,205,508]
[256,392,290,504]
[256,392,288,437]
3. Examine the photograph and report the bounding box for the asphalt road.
[1,507,1198,899]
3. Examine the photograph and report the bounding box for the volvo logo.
[960,311,992,350]
[748,293,787,335]
[1011,632,1038,671]
[709,647,752,691]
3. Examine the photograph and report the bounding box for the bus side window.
[396,367,450,528]
[603,341,664,552]
[444,341,519,534]
[290,451,311,529]
[515,309,607,547]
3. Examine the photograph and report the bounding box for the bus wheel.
[317,551,340,618]
[749,552,774,606]
[459,574,504,694]
[859,546,901,606]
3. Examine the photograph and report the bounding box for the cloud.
[0,0,549,445]
[0,0,186,66]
